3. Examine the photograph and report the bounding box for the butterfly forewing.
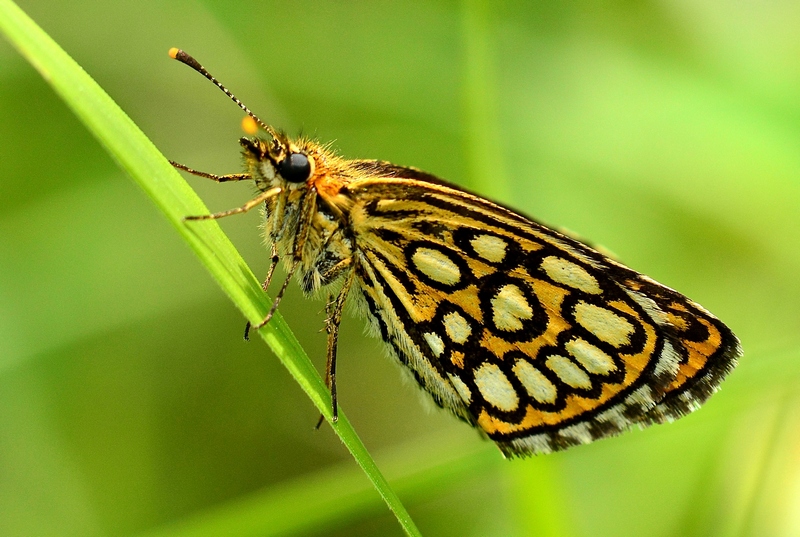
[323,168,740,456]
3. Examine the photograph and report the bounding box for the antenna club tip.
[241,116,259,135]
[168,47,181,59]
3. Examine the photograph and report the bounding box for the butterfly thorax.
[241,136,361,296]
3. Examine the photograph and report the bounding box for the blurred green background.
[2,1,799,536]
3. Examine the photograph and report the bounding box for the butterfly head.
[169,48,319,188]
[239,134,319,192]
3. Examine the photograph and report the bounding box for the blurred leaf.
[138,434,498,537]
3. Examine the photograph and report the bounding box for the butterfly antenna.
[169,48,278,140]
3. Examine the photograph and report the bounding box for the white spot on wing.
[566,338,617,375]
[474,362,519,411]
[540,256,601,294]
[470,234,507,263]
[546,355,592,389]
[423,332,445,357]
[443,311,472,343]
[573,301,634,346]
[624,287,669,326]
[513,360,557,403]
[654,338,681,377]
[492,284,533,331]
[411,248,461,286]
[448,373,472,403]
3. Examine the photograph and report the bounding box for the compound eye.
[278,152,312,183]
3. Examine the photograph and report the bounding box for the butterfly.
[168,48,742,457]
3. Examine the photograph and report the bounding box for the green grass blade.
[0,1,420,535]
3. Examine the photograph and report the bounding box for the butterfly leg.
[244,242,281,341]
[184,187,282,221]
[170,160,251,182]
[314,296,337,429]
[245,192,316,334]
[249,258,300,334]
[262,242,281,292]
[315,269,356,427]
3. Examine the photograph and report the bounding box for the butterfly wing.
[330,162,740,456]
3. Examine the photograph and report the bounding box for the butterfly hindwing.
[336,168,739,456]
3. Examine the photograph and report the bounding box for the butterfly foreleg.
[184,186,282,221]
[170,160,251,182]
